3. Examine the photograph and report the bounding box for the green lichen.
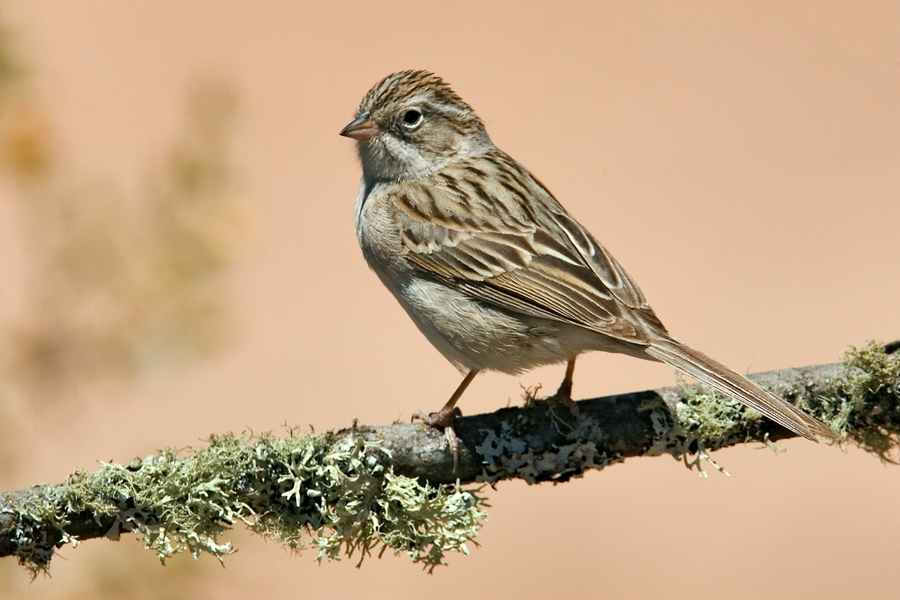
[7,430,487,575]
[776,342,900,458]
[663,341,900,472]
[636,374,763,475]
[643,382,751,476]
[830,341,900,461]
[674,374,764,448]
[6,343,897,574]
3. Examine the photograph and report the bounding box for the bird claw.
[545,359,580,418]
[412,406,463,472]
[552,393,580,418]
[545,386,580,418]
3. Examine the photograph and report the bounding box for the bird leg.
[411,369,479,472]
[548,358,579,417]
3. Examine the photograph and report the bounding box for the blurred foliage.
[0,78,244,403]
[0,19,247,404]
[0,6,249,597]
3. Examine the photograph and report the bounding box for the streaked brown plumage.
[341,70,835,461]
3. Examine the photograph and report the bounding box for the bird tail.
[645,336,835,441]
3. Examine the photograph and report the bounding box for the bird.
[340,70,834,466]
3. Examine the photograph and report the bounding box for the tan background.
[2,1,900,598]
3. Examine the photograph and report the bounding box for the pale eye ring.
[402,109,422,126]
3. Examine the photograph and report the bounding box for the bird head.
[340,70,492,182]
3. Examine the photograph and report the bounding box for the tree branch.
[2,342,898,574]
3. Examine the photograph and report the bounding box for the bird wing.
[393,151,665,343]
[392,151,836,442]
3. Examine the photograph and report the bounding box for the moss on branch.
[1,432,488,576]
[1,342,898,575]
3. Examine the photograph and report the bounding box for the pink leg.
[551,358,579,417]
[412,369,479,472]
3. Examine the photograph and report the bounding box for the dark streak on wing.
[395,149,667,343]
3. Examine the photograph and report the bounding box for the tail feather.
[645,337,835,441]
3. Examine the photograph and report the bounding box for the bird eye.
[403,110,422,126]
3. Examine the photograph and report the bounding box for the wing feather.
[395,150,663,343]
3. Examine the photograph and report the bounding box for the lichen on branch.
[1,431,488,576]
[1,341,898,576]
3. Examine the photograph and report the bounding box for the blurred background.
[1,2,898,598]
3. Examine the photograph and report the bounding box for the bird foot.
[545,383,580,418]
[412,406,463,472]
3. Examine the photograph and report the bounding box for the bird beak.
[340,114,380,141]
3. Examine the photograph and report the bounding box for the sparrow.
[341,70,834,466]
